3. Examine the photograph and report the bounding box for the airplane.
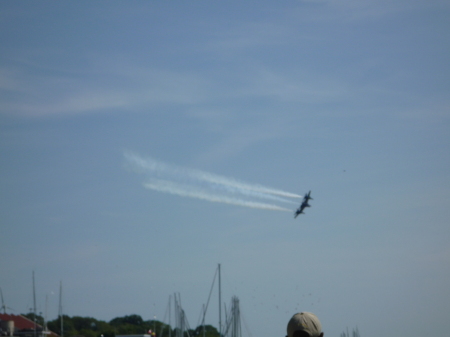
[294,201,310,218]
[303,190,313,202]
[294,191,312,218]
[294,206,305,218]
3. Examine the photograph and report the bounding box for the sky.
[0,1,449,337]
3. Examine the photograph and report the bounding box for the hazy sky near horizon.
[1,1,449,337]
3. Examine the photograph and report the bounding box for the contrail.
[144,179,292,212]
[124,151,299,212]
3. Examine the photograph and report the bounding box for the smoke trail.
[144,179,292,212]
[124,151,299,212]
[125,152,301,201]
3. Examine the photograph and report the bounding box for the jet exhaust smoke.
[124,151,300,212]
[143,179,292,211]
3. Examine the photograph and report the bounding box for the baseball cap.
[287,312,322,337]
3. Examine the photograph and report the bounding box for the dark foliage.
[30,314,218,337]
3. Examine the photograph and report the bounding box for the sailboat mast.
[45,295,48,333]
[59,281,63,337]
[32,271,37,337]
[0,287,6,314]
[168,295,171,337]
[218,264,221,337]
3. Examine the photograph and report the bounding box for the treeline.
[21,313,219,337]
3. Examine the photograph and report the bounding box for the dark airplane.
[294,191,312,218]
[304,190,313,202]
[294,201,310,218]
[294,211,303,218]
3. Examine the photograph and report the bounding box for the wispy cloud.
[1,0,446,120]
[0,60,211,117]
[0,56,352,119]
[292,0,445,21]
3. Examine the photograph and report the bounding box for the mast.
[44,294,48,334]
[231,297,241,337]
[59,281,63,337]
[168,295,171,337]
[218,264,221,337]
[33,271,37,337]
[0,287,6,314]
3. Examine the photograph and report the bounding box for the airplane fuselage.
[294,191,312,218]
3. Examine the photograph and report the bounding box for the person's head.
[287,312,323,337]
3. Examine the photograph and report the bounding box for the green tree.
[22,313,44,327]
[47,315,108,337]
[42,313,219,337]
[193,325,219,337]
[110,315,144,327]
[45,315,77,336]
[144,320,172,337]
[72,317,100,331]
[58,315,77,337]
[78,329,97,337]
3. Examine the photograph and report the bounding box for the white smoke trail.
[144,179,292,212]
[124,151,299,212]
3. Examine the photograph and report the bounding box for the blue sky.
[1,1,449,337]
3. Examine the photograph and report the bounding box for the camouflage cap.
[287,312,322,337]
